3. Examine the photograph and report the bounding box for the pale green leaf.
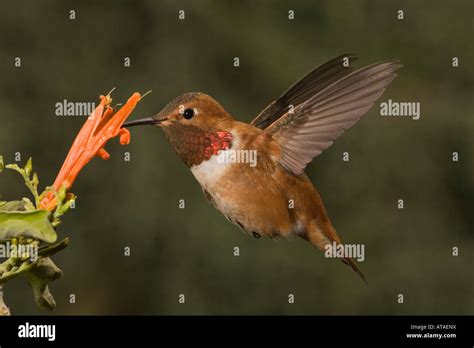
[0,210,57,243]
[0,201,26,212]
[24,158,32,177]
[24,257,62,311]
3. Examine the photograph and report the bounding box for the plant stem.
[0,284,11,315]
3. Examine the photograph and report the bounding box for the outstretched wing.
[250,54,357,129]
[262,59,402,175]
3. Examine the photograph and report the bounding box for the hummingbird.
[124,54,401,281]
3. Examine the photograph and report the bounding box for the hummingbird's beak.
[122,116,162,128]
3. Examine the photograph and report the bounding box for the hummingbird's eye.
[183,108,195,120]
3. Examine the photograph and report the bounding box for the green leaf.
[57,185,67,203]
[0,201,26,212]
[0,258,36,283]
[4,160,42,208]
[0,156,4,173]
[24,257,62,311]
[5,163,22,173]
[24,158,32,177]
[31,173,39,189]
[38,238,69,258]
[21,198,36,211]
[0,210,57,243]
[58,195,75,216]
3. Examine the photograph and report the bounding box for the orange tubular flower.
[39,92,141,211]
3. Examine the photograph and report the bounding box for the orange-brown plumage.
[124,55,402,281]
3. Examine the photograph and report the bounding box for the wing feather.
[250,54,357,129]
[264,60,402,175]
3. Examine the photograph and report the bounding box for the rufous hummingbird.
[124,54,401,281]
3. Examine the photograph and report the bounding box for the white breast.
[190,132,239,190]
[191,150,232,189]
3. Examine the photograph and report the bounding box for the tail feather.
[303,220,366,283]
[341,257,367,284]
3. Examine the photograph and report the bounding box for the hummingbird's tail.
[340,256,367,284]
[302,220,367,283]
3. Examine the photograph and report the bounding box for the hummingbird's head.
[124,92,236,167]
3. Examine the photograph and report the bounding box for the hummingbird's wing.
[250,54,357,129]
[263,60,402,175]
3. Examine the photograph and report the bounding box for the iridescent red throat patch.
[163,124,233,167]
[204,131,233,159]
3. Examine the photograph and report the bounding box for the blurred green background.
[0,0,472,315]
